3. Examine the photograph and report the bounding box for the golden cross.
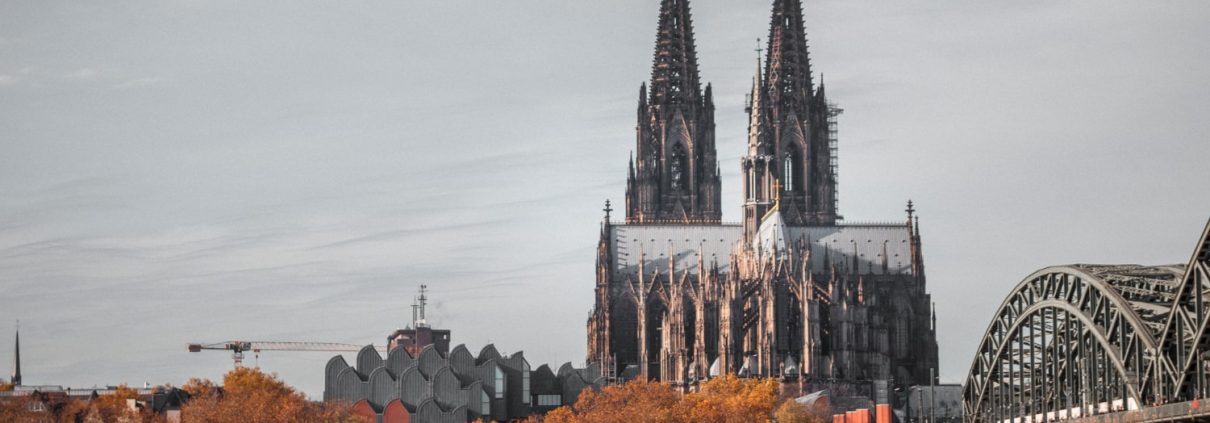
[772,179,782,205]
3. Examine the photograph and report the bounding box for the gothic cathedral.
[587,0,939,390]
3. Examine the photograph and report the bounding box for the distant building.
[0,386,190,422]
[2,327,189,421]
[324,288,604,422]
[386,286,452,357]
[906,384,962,423]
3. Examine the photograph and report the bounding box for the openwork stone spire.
[765,0,814,108]
[649,0,702,106]
[625,0,720,224]
[742,0,837,231]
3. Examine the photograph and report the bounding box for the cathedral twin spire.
[626,0,837,228]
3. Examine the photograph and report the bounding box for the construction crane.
[187,341,388,368]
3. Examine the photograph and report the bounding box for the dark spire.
[624,0,719,224]
[11,324,20,387]
[765,0,814,106]
[628,153,636,181]
[649,0,702,106]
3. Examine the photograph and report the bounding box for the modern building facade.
[587,0,939,390]
[325,342,604,423]
[325,290,604,422]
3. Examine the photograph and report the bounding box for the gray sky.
[1,0,1208,397]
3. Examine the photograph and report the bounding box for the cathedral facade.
[587,0,938,389]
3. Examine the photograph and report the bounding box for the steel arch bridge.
[963,220,1210,423]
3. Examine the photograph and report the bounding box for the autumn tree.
[775,399,828,423]
[181,377,220,399]
[89,384,142,422]
[679,376,779,423]
[544,379,683,423]
[181,367,368,423]
[0,395,39,423]
[543,376,782,423]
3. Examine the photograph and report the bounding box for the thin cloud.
[64,68,100,80]
[112,76,167,90]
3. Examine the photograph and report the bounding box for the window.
[482,391,491,414]
[783,156,793,191]
[494,366,505,399]
[670,143,688,192]
[522,362,531,404]
[537,394,562,407]
[784,144,803,193]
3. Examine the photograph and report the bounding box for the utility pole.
[930,368,937,423]
[918,387,925,423]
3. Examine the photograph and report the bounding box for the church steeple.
[743,0,837,232]
[11,325,20,387]
[765,0,814,108]
[626,0,721,225]
[649,0,702,106]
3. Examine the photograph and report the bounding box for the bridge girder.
[962,219,1210,423]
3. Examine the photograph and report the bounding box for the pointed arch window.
[670,143,689,193]
[784,144,803,193]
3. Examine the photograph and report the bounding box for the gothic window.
[784,144,803,193]
[670,143,688,193]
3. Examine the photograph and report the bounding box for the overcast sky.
[1,0,1208,397]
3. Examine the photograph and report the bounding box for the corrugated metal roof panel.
[609,224,914,278]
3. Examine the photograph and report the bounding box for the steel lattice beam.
[963,219,1210,423]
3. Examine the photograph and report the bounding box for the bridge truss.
[963,220,1210,422]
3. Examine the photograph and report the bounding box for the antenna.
[411,297,419,328]
[417,284,429,328]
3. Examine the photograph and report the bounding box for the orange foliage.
[181,367,369,423]
[0,396,40,423]
[775,399,829,423]
[91,384,142,422]
[181,377,220,399]
[680,376,779,423]
[0,386,166,423]
[544,376,781,423]
[544,379,681,423]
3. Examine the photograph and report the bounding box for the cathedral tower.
[626,0,722,224]
[743,0,838,235]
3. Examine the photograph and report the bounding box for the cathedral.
[586,0,939,390]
